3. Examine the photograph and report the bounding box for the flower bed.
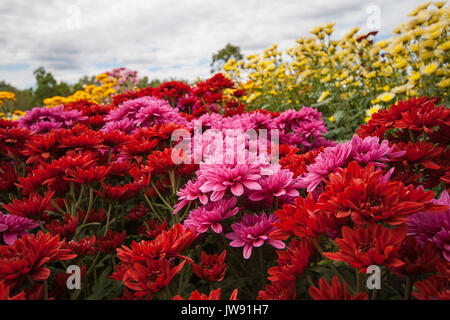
[0,71,448,300]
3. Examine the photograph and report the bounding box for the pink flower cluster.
[18,106,87,133]
[103,96,187,133]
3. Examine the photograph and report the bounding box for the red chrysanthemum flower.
[192,250,227,282]
[58,125,105,151]
[268,238,314,282]
[413,275,450,300]
[357,97,449,143]
[137,219,168,239]
[323,223,407,272]
[280,147,323,178]
[393,97,450,137]
[96,183,136,201]
[257,280,296,300]
[390,236,441,277]
[22,132,59,164]
[46,214,79,238]
[125,204,149,221]
[147,148,175,174]
[121,137,158,163]
[0,231,76,287]
[78,208,106,223]
[96,230,126,253]
[65,236,96,256]
[65,165,111,185]
[272,193,344,240]
[2,191,54,220]
[123,258,185,298]
[101,129,133,148]
[0,161,17,192]
[317,162,438,226]
[0,127,33,159]
[173,288,238,300]
[114,224,196,284]
[308,276,368,300]
[0,282,26,300]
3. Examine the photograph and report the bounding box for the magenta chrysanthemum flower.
[248,111,277,130]
[198,164,262,201]
[0,212,39,245]
[407,190,450,261]
[225,213,285,259]
[135,97,186,127]
[249,165,301,206]
[275,108,328,149]
[18,106,87,133]
[104,97,186,133]
[350,135,405,167]
[298,142,352,192]
[184,197,239,234]
[102,117,135,133]
[173,179,209,215]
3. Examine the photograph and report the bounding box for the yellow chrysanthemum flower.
[421,62,438,75]
[377,92,396,103]
[317,90,330,103]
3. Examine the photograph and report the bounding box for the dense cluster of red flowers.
[0,73,448,301]
[358,97,450,189]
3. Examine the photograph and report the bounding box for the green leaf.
[333,110,345,124]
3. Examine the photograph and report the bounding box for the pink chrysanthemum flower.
[350,135,405,167]
[173,179,209,215]
[135,97,186,127]
[248,111,277,130]
[0,212,39,245]
[198,164,263,201]
[298,142,352,192]
[102,117,135,133]
[18,106,86,133]
[225,213,285,259]
[249,165,301,206]
[104,97,186,133]
[275,108,328,149]
[407,190,450,261]
[184,197,239,234]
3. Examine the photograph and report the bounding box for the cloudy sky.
[0,0,425,89]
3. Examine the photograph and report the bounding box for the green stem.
[104,202,113,236]
[150,181,174,212]
[86,252,101,276]
[405,276,412,300]
[310,237,356,295]
[179,201,192,222]
[69,182,76,216]
[305,273,315,287]
[356,269,361,293]
[44,279,48,300]
[82,187,94,226]
[372,288,378,300]
[143,193,164,223]
[50,199,66,215]
[177,266,185,296]
[38,221,47,233]
[74,185,85,212]
[258,247,265,290]
[168,170,177,195]
[74,187,94,241]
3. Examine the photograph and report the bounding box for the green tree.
[32,67,71,106]
[211,43,243,73]
[72,75,97,92]
[0,81,33,111]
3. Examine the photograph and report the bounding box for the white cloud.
[0,0,426,89]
